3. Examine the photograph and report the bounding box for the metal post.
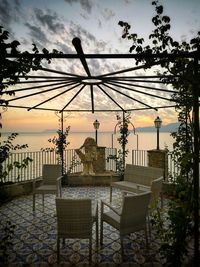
[61,111,64,176]
[95,129,98,145]
[193,52,199,266]
[157,128,160,150]
[111,133,113,149]
[122,111,125,176]
[136,134,139,151]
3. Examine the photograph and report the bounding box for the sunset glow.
[1,0,199,132]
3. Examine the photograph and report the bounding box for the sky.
[1,0,200,132]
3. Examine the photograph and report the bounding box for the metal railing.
[132,150,148,166]
[2,148,117,183]
[2,148,178,184]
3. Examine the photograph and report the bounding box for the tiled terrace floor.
[0,186,193,266]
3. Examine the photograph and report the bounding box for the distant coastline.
[1,122,180,135]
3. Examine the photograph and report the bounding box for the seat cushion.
[111,181,150,193]
[34,185,57,194]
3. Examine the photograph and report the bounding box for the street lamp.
[93,119,100,145]
[154,116,162,150]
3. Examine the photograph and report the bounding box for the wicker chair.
[55,198,98,264]
[33,164,62,211]
[100,191,151,258]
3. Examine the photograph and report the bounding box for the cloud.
[101,8,115,21]
[24,22,48,45]
[0,0,21,31]
[34,8,65,33]
[64,0,94,14]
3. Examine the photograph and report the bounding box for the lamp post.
[93,119,100,145]
[154,116,162,150]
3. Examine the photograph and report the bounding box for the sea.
[1,131,175,152]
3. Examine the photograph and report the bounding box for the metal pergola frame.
[1,38,200,264]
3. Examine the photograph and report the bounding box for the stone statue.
[75,137,97,175]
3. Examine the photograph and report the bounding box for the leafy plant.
[119,1,199,265]
[41,127,70,173]
[107,112,131,179]
[0,133,32,185]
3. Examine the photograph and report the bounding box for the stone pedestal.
[68,171,120,185]
[147,149,168,179]
[93,146,106,173]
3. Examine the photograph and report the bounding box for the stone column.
[93,146,106,173]
[147,149,168,180]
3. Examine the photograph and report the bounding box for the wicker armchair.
[123,176,163,239]
[55,198,98,264]
[100,191,151,258]
[33,164,62,211]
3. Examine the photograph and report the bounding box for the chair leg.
[100,220,103,245]
[110,186,112,202]
[42,194,44,210]
[96,219,99,247]
[120,235,124,260]
[57,237,60,263]
[33,193,35,212]
[89,236,92,264]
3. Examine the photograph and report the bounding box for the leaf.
[190,38,197,44]
[156,5,163,14]
[118,21,124,27]
[129,45,136,53]
[42,48,49,54]
[162,16,170,23]
[172,41,179,47]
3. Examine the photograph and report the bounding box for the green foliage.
[0,133,33,185]
[41,127,70,172]
[107,112,131,179]
[67,153,82,175]
[119,1,200,265]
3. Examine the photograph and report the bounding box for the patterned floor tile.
[0,186,193,266]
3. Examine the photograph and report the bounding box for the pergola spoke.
[97,59,168,78]
[97,84,125,111]
[107,80,176,94]
[2,78,76,85]
[2,80,75,93]
[102,83,157,110]
[8,81,78,102]
[106,81,175,102]
[28,83,81,111]
[36,66,83,77]
[61,84,86,112]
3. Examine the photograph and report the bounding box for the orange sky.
[1,106,178,132]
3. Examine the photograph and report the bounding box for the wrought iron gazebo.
[1,38,200,263]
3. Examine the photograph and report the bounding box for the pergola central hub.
[82,78,102,85]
